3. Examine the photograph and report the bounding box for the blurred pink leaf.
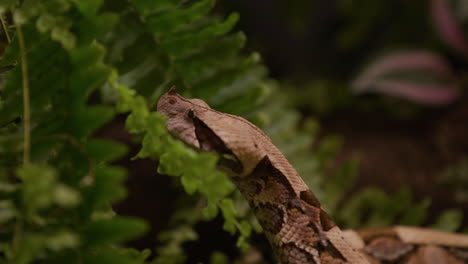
[352,50,459,105]
[432,0,468,58]
[366,80,459,105]
[353,51,454,90]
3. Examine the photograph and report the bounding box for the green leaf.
[46,230,80,251]
[84,249,145,264]
[398,198,430,226]
[210,251,229,264]
[338,187,431,229]
[13,233,46,264]
[77,13,119,45]
[18,165,58,216]
[0,0,15,13]
[157,142,196,176]
[36,13,57,33]
[0,200,16,224]
[85,139,128,163]
[219,199,237,234]
[69,106,114,138]
[1,36,67,125]
[83,217,148,247]
[431,209,463,232]
[134,0,184,15]
[153,225,196,264]
[175,32,247,83]
[147,0,215,35]
[202,202,219,219]
[51,26,76,50]
[53,184,81,208]
[125,96,150,134]
[113,81,137,113]
[71,0,103,17]
[70,42,106,68]
[161,12,240,56]
[180,173,201,195]
[83,166,127,214]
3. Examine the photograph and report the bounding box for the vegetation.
[0,0,466,263]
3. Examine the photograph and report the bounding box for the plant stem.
[12,22,30,255]
[17,24,31,165]
[0,14,11,43]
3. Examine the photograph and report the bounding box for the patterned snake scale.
[157,88,468,264]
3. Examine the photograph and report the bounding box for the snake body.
[157,89,468,264]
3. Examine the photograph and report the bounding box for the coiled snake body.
[157,89,468,264]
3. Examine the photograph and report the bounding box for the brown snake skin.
[157,88,468,264]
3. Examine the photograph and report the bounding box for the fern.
[0,1,147,263]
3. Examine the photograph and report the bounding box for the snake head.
[157,88,252,176]
[157,87,211,149]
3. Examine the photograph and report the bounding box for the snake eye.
[187,109,195,119]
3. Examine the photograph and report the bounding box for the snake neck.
[231,155,350,263]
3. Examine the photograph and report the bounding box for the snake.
[156,88,468,264]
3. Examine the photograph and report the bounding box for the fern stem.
[0,14,11,43]
[17,24,31,165]
[12,21,29,257]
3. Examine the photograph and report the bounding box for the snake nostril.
[168,98,176,105]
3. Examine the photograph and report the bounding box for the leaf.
[77,12,119,46]
[147,0,215,36]
[85,139,128,163]
[0,200,16,224]
[175,32,247,83]
[46,230,80,251]
[51,26,76,50]
[36,13,57,33]
[180,173,201,195]
[161,12,240,56]
[398,198,430,226]
[125,96,150,134]
[352,51,459,105]
[153,225,196,264]
[322,157,359,212]
[219,199,237,234]
[68,106,114,138]
[53,184,81,208]
[431,209,463,232]
[1,35,67,125]
[13,233,46,264]
[0,0,15,13]
[18,165,58,216]
[134,0,184,15]
[431,0,468,58]
[71,0,104,17]
[83,217,148,247]
[84,249,145,264]
[82,166,127,214]
[439,157,468,203]
[202,202,219,219]
[210,251,229,264]
[338,187,431,229]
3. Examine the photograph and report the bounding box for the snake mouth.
[191,115,244,175]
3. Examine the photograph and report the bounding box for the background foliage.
[0,0,467,263]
